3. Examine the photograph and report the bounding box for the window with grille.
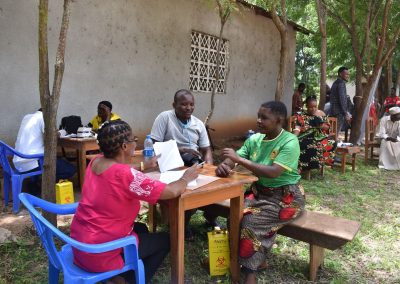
[189,31,229,94]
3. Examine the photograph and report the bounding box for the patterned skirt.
[239,183,305,271]
[298,134,336,171]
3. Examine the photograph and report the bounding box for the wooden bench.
[207,200,360,281]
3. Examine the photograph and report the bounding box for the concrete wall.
[0,0,296,145]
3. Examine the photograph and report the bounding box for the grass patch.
[1,157,399,283]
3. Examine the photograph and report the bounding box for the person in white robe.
[377,107,400,170]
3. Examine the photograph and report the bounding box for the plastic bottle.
[143,134,154,161]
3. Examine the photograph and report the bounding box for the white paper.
[159,170,197,186]
[153,140,184,172]
[146,170,220,190]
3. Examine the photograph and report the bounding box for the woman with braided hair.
[70,120,199,284]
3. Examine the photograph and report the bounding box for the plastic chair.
[0,140,44,213]
[19,193,145,284]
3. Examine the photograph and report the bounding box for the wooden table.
[334,146,361,173]
[148,164,257,284]
[58,137,99,188]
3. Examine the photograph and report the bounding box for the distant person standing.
[330,67,351,136]
[292,83,305,115]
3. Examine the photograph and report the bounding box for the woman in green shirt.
[216,101,305,284]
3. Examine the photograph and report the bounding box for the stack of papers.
[153,140,184,172]
[148,139,220,189]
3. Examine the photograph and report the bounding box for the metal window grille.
[189,30,229,94]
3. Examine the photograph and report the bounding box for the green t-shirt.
[236,130,300,187]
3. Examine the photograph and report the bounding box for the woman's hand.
[181,163,200,182]
[143,154,161,170]
[160,163,200,200]
[222,148,240,163]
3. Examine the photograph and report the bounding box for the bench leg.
[351,153,356,171]
[341,154,346,173]
[303,170,311,180]
[309,244,324,281]
[148,203,157,232]
[364,146,368,164]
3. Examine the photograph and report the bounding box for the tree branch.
[373,0,391,71]
[379,26,400,67]
[322,0,351,34]
[51,0,71,101]
[360,0,373,61]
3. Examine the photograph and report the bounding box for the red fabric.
[70,156,166,272]
[383,97,400,113]
[245,193,255,200]
[239,238,255,258]
[281,193,294,205]
[279,207,297,221]
[369,103,378,126]
[292,91,303,114]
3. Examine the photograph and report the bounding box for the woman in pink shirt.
[71,120,199,284]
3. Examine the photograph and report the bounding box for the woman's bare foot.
[244,272,257,284]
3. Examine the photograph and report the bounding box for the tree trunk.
[349,59,364,144]
[204,21,225,126]
[204,0,235,126]
[386,58,393,92]
[39,0,71,225]
[396,65,400,95]
[270,2,288,102]
[316,0,327,110]
[275,34,288,101]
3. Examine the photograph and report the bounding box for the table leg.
[169,197,185,284]
[78,147,86,189]
[148,204,156,232]
[229,187,244,284]
[341,154,346,174]
[351,153,356,171]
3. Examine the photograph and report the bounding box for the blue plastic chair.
[0,140,44,213]
[19,193,145,284]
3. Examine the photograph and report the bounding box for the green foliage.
[244,0,400,96]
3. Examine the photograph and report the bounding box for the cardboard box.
[56,180,74,204]
[207,229,230,276]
